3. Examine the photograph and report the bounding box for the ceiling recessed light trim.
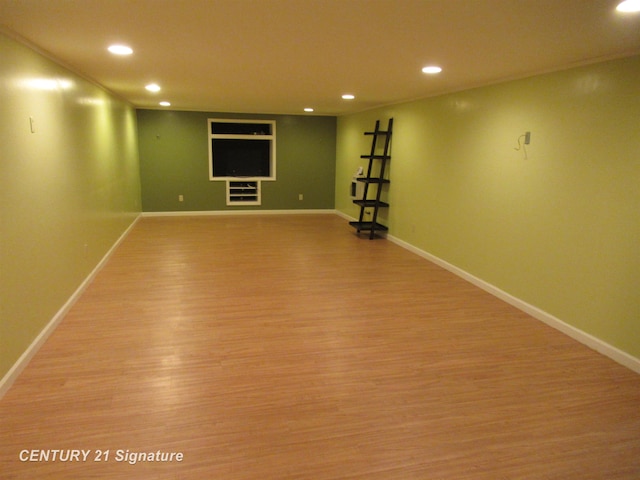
[108,44,133,55]
[342,94,355,100]
[616,0,640,12]
[159,101,171,107]
[422,65,443,74]
[145,83,161,92]
[304,107,314,112]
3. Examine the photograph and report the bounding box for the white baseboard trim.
[0,215,142,399]
[142,209,337,217]
[334,210,354,221]
[386,233,640,375]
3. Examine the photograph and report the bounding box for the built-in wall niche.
[208,119,276,181]
[226,181,261,206]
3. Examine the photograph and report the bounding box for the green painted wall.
[137,110,336,211]
[336,55,640,359]
[0,32,141,380]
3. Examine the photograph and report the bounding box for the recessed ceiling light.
[422,65,443,74]
[145,83,161,92]
[342,94,355,100]
[304,107,314,112]
[616,0,640,12]
[108,44,133,55]
[159,101,171,107]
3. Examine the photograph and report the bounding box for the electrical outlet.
[524,131,531,145]
[298,194,303,201]
[178,195,184,202]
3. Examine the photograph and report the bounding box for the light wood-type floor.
[1,215,639,479]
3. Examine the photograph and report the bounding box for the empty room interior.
[1,1,639,478]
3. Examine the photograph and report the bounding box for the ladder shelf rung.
[349,221,389,232]
[353,200,389,208]
[357,177,389,184]
[364,131,392,136]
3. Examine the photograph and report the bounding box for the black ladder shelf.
[349,118,393,239]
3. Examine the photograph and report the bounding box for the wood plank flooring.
[1,214,639,479]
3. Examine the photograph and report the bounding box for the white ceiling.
[1,0,639,115]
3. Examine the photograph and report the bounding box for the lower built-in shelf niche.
[226,180,260,206]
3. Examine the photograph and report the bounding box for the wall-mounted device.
[514,131,532,159]
[351,167,364,198]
